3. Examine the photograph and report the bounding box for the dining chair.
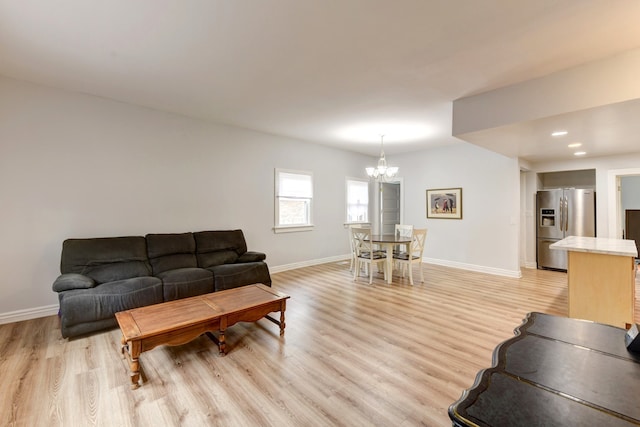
[348,224,371,271]
[352,227,386,284]
[392,228,427,285]
[393,224,413,254]
[392,224,414,275]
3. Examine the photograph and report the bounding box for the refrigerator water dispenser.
[540,209,555,227]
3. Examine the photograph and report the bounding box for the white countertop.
[549,236,638,257]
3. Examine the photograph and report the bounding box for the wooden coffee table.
[115,284,289,389]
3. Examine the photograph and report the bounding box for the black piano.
[449,312,640,426]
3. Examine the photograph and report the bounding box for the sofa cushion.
[237,251,267,263]
[209,262,272,291]
[52,273,95,292]
[58,276,163,337]
[157,268,214,301]
[146,233,197,274]
[60,236,151,284]
[197,250,238,268]
[194,230,249,268]
[194,230,248,254]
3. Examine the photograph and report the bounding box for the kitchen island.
[550,236,637,328]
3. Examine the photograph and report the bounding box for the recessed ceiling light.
[574,151,586,156]
[568,143,582,148]
[552,131,568,137]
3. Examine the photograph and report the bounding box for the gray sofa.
[52,230,272,338]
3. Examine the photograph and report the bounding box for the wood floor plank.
[1,262,637,426]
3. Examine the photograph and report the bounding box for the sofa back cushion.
[60,236,151,284]
[194,230,247,268]
[146,233,197,274]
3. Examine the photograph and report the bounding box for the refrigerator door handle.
[564,196,569,232]
[560,196,567,232]
[559,197,564,233]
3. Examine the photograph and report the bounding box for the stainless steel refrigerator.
[536,189,596,270]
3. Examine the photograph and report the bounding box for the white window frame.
[345,177,370,225]
[274,168,314,233]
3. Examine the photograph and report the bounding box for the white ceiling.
[2,0,640,161]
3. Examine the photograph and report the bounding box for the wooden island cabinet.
[550,236,637,328]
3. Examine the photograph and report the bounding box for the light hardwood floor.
[2,262,638,426]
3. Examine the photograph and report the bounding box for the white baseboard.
[0,304,59,325]
[272,254,523,278]
[423,257,523,278]
[522,261,538,269]
[270,254,350,273]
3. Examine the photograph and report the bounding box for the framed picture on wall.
[426,188,462,219]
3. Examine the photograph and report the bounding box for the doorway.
[371,180,404,234]
[380,182,401,234]
[607,168,640,239]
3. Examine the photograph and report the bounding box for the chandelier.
[365,135,398,181]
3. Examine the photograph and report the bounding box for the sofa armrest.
[237,251,266,263]
[52,273,96,292]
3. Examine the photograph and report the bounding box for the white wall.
[395,143,522,277]
[0,76,371,318]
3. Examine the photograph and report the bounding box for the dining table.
[367,234,412,284]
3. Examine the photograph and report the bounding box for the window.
[346,178,369,223]
[274,169,313,233]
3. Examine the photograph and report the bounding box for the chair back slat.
[351,227,370,257]
[395,224,413,238]
[351,227,385,260]
[410,229,427,258]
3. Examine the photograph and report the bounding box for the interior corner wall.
[521,170,538,268]
[0,76,371,316]
[394,142,521,276]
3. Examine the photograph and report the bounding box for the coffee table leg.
[218,317,227,355]
[279,300,287,336]
[129,350,141,389]
[121,336,141,389]
[218,329,226,355]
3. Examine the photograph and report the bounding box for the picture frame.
[426,188,462,219]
